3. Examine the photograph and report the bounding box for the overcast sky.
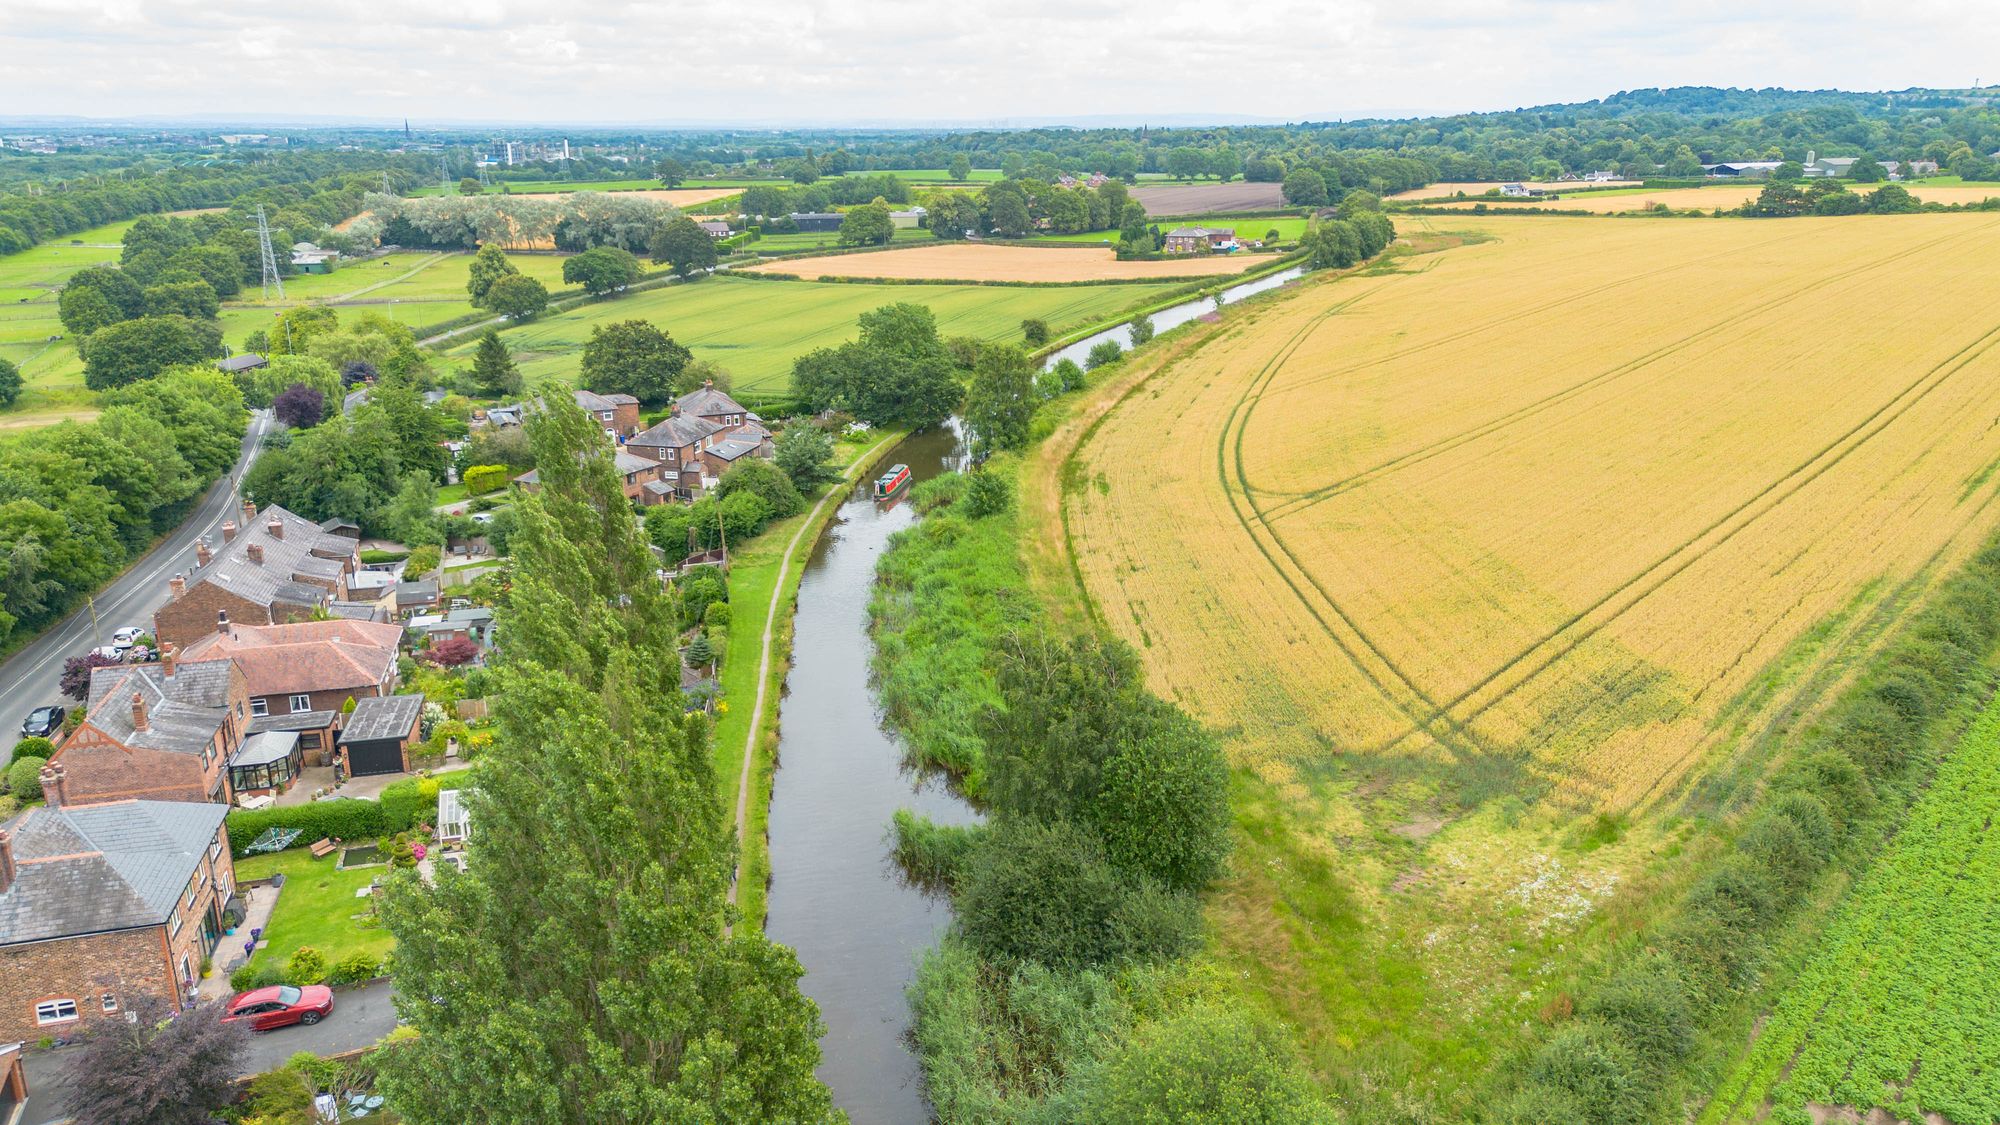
[3,0,1995,126]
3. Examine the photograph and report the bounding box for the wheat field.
[745,243,1270,282]
[1421,183,2000,212]
[1060,214,2000,809]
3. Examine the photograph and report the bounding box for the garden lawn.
[234,848,396,980]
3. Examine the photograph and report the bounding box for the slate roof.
[573,389,639,412]
[0,801,228,945]
[217,353,267,372]
[613,451,659,477]
[177,619,401,697]
[629,413,722,450]
[84,662,235,756]
[706,437,763,463]
[184,504,355,612]
[675,384,747,420]
[395,580,439,608]
[247,710,337,735]
[328,602,389,622]
[342,694,424,744]
[641,480,677,497]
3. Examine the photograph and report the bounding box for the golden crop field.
[1386,179,1641,199]
[745,242,1271,282]
[1424,182,2000,212]
[1057,214,2000,811]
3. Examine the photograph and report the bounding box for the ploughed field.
[1060,213,2000,810]
[746,242,1273,283]
[1129,180,1288,213]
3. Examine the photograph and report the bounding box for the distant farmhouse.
[289,242,339,274]
[1163,226,1238,254]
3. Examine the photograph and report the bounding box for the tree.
[1127,314,1154,347]
[377,393,831,1123]
[272,382,326,429]
[82,315,222,390]
[1021,318,1049,346]
[1865,182,1922,213]
[1086,340,1122,370]
[774,423,836,490]
[421,637,481,666]
[579,320,692,406]
[716,458,804,519]
[483,274,550,320]
[948,153,972,181]
[60,998,248,1125]
[468,330,522,398]
[562,246,643,296]
[1068,1004,1335,1124]
[385,473,443,546]
[1308,219,1362,269]
[0,357,18,409]
[58,284,124,337]
[1772,161,1804,182]
[956,818,1198,968]
[986,190,1031,237]
[654,156,687,188]
[648,216,718,277]
[684,632,714,671]
[1282,166,1330,206]
[1164,146,1208,180]
[839,201,895,246]
[405,543,442,576]
[268,304,339,356]
[964,344,1036,455]
[1336,189,1383,217]
[1849,154,1887,183]
[142,278,219,320]
[465,244,520,307]
[458,176,483,196]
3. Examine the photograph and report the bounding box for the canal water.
[764,423,976,1125]
[765,263,1309,1122]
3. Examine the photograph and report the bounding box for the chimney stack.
[39,762,66,809]
[221,520,237,543]
[169,575,185,599]
[241,499,257,527]
[131,694,148,732]
[246,543,264,565]
[195,538,212,567]
[0,827,14,895]
[217,610,232,637]
[266,516,284,541]
[162,643,177,677]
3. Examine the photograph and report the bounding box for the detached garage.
[339,694,425,777]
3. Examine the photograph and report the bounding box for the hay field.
[1387,180,1641,200]
[1424,182,2000,212]
[508,187,740,209]
[745,243,1271,282]
[1057,213,2000,812]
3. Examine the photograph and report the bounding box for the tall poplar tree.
[378,392,835,1124]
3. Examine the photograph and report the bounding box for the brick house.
[337,694,425,777]
[625,383,773,498]
[153,502,363,649]
[572,389,642,438]
[177,618,402,722]
[514,451,667,505]
[51,656,249,806]
[0,799,235,1044]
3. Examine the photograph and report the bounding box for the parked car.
[222,984,334,1031]
[20,704,65,739]
[109,626,144,649]
[89,645,123,662]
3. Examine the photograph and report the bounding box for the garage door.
[345,739,404,776]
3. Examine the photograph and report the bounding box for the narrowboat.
[873,463,911,500]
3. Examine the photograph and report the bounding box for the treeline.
[0,152,417,255]
[916,176,1136,240]
[359,191,686,253]
[1496,532,2000,1122]
[0,365,247,647]
[738,173,914,218]
[1740,178,1928,216]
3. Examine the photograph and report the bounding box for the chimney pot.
[217,610,231,637]
[242,499,257,527]
[266,516,284,541]
[169,575,186,599]
[0,827,15,895]
[221,520,237,543]
[39,763,66,809]
[163,643,176,676]
[131,694,148,732]
[196,538,212,567]
[246,543,264,565]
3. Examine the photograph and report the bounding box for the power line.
[251,205,285,302]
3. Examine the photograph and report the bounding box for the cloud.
[0,0,1987,123]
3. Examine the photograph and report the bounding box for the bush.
[960,470,1013,519]
[5,758,43,800]
[1085,340,1123,370]
[226,800,388,856]
[956,819,1199,969]
[8,736,54,765]
[230,962,285,993]
[462,464,512,495]
[285,946,328,986]
[703,601,731,629]
[1126,315,1154,347]
[891,811,985,893]
[328,951,381,986]
[378,777,435,834]
[1520,1022,1645,1125]
[1021,318,1049,346]
[1064,1003,1335,1124]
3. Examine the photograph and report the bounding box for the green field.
[880,168,1005,183]
[216,249,575,348]
[0,219,139,417]
[1705,696,2000,1125]
[449,274,1183,399]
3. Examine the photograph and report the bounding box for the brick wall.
[0,927,171,1044]
[154,584,271,649]
[53,736,211,805]
[251,684,385,721]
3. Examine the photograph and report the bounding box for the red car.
[222,984,333,1030]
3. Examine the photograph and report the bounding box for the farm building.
[1163,227,1237,254]
[217,353,267,374]
[697,220,734,238]
[789,212,844,232]
[1705,161,1784,178]
[289,242,340,273]
[890,206,927,229]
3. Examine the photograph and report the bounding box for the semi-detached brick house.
[152,502,363,650]
[51,656,249,807]
[625,383,774,499]
[177,618,402,726]
[0,799,234,1045]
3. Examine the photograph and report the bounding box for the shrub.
[703,601,731,629]
[404,544,442,576]
[891,811,985,893]
[226,800,388,855]
[377,778,433,834]
[1521,1021,1645,1125]
[1085,340,1122,370]
[230,962,285,993]
[956,818,1199,969]
[8,736,54,765]
[1064,1003,1335,1124]
[1126,314,1154,346]
[959,470,1012,519]
[5,758,43,800]
[285,946,328,986]
[328,951,381,986]
[1580,957,1696,1075]
[462,464,512,495]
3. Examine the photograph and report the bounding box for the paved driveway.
[16,980,398,1125]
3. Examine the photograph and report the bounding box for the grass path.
[725,432,902,925]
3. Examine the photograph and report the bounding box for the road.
[0,410,272,744]
[17,980,398,1125]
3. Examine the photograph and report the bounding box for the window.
[250,698,268,717]
[169,911,183,939]
[101,993,118,1013]
[289,694,312,713]
[186,875,199,908]
[300,733,322,750]
[600,411,613,421]
[210,838,222,862]
[35,999,78,1025]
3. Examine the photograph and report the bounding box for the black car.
[20,705,65,739]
